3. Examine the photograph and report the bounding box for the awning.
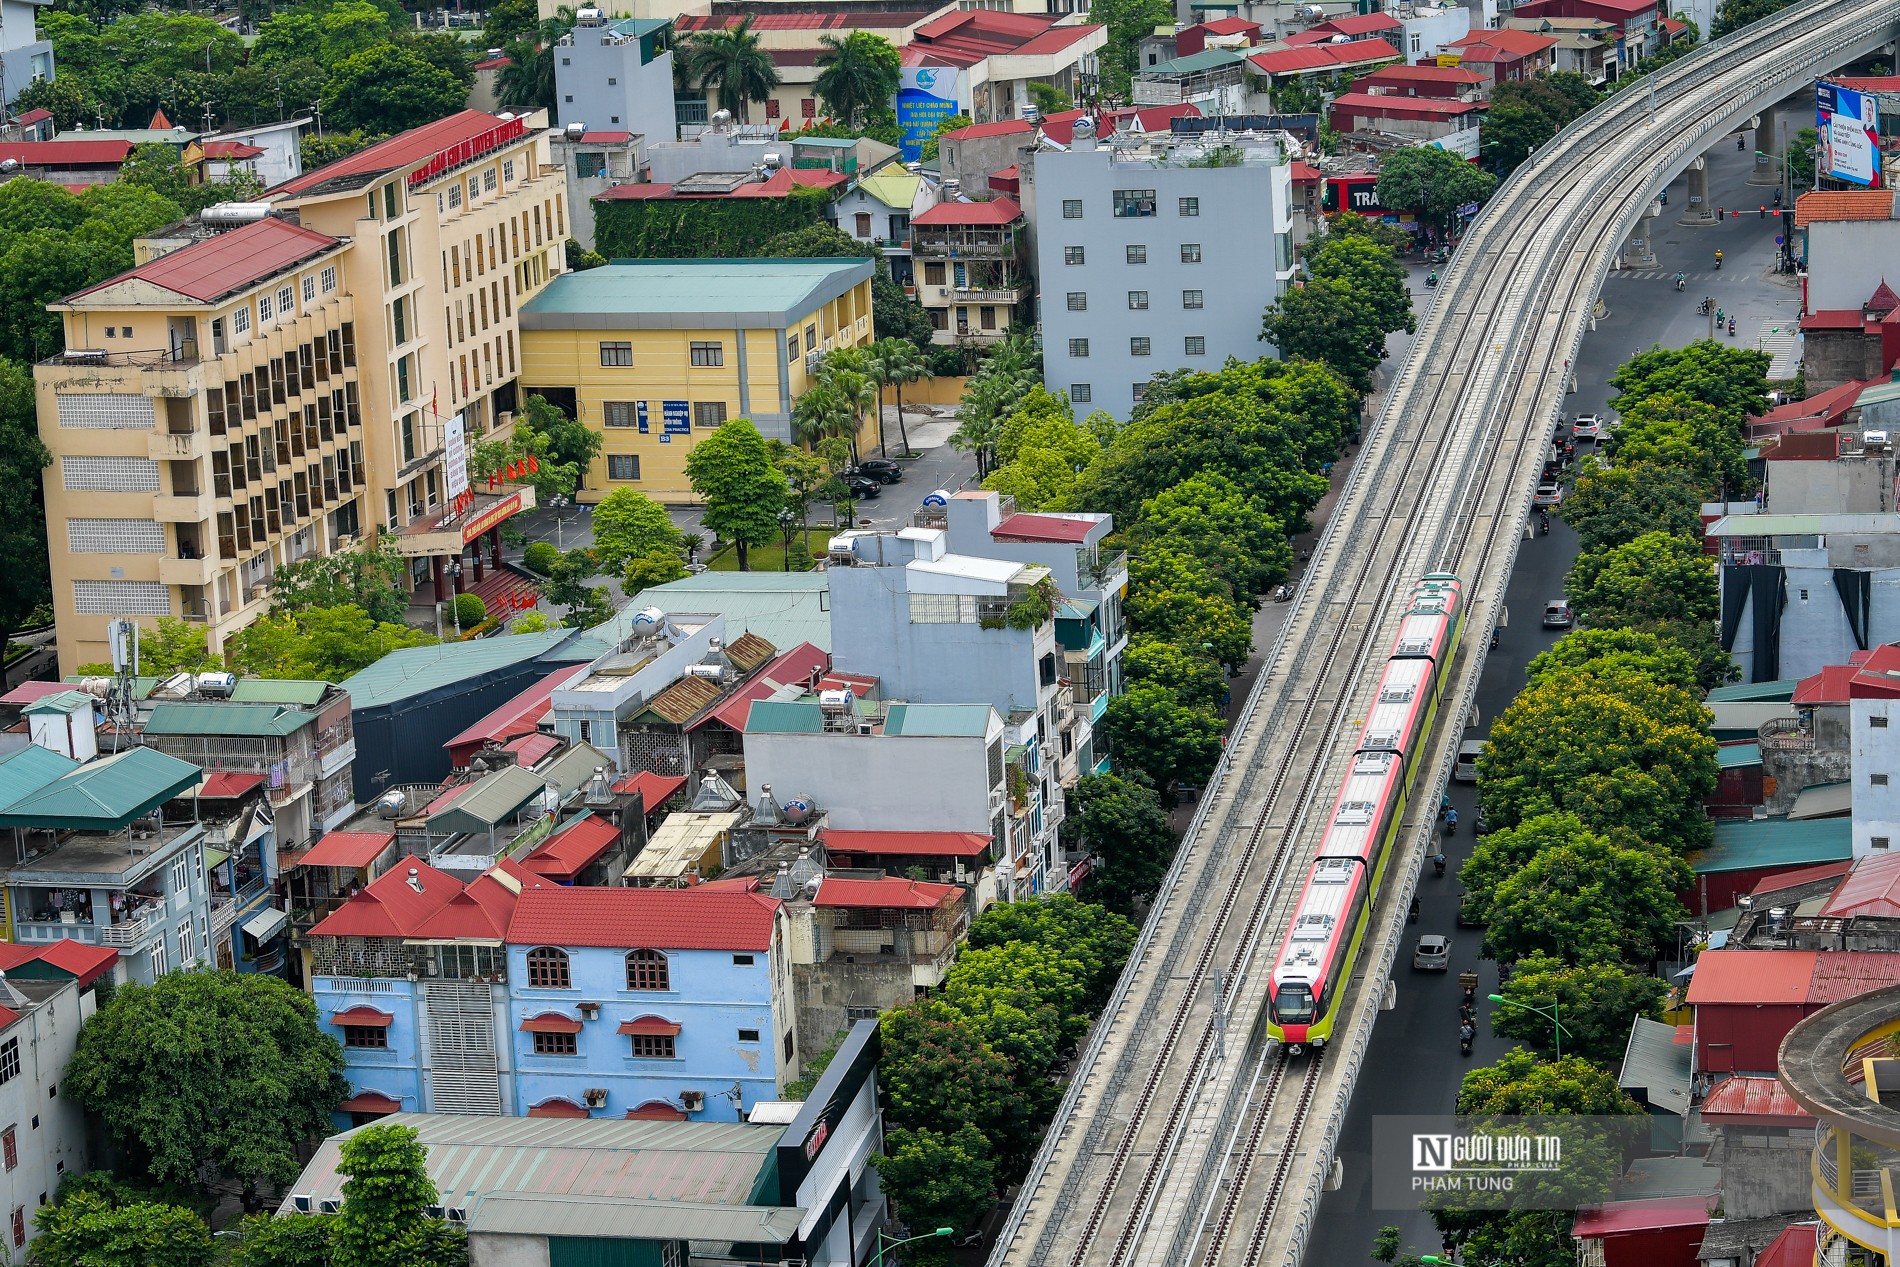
[1790,781,1853,820]
[626,1101,688,1121]
[242,907,289,942]
[203,847,231,870]
[527,1097,589,1118]
[617,1016,682,1037]
[339,1091,402,1114]
[331,1006,394,1028]
[519,1012,583,1034]
[298,831,395,869]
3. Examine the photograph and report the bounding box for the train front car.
[1266,572,1465,1054]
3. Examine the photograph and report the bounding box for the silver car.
[1413,934,1451,971]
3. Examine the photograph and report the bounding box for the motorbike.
[1272,583,1293,603]
[1408,897,1420,924]
[1715,252,1724,269]
[1697,298,1710,315]
[1538,514,1550,536]
[1489,626,1500,651]
[1738,135,1746,150]
[1460,1023,1475,1056]
[1425,271,1439,288]
[1444,809,1458,835]
[1676,273,1686,290]
[1432,852,1448,877]
[1728,317,1737,337]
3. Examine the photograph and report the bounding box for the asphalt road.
[1301,138,1791,1266]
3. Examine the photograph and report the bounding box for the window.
[503,159,516,182]
[787,335,799,359]
[737,1028,761,1042]
[689,341,724,367]
[692,401,727,428]
[628,1034,675,1058]
[321,266,338,294]
[1062,198,1083,219]
[855,212,873,237]
[1128,291,1149,310]
[0,1041,17,1088]
[448,182,464,208]
[1126,244,1147,264]
[483,168,497,192]
[1878,836,1893,849]
[1113,189,1156,217]
[343,1026,388,1049]
[2,1128,14,1172]
[172,855,190,893]
[1064,246,1086,266]
[233,306,251,335]
[1875,774,1891,786]
[1179,196,1201,216]
[732,954,755,966]
[599,341,633,367]
[1132,382,1148,404]
[278,285,296,316]
[302,276,316,304]
[527,947,571,989]
[383,183,398,219]
[532,1031,578,1056]
[801,98,817,118]
[1181,242,1202,263]
[626,948,670,990]
[258,293,274,323]
[178,919,195,963]
[1071,384,1092,403]
[1066,292,1088,312]
[578,720,592,744]
[607,454,640,480]
[1131,337,1151,356]
[1068,338,1089,357]
[1878,715,1892,728]
[1186,336,1206,355]
[604,401,638,428]
[9,1208,20,1250]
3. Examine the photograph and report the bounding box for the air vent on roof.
[1335,800,1374,825]
[1380,684,1415,704]
[1364,730,1399,751]
[1291,913,1334,940]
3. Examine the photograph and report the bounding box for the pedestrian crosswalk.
[1607,270,1728,282]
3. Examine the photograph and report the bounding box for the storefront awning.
[617,1016,682,1037]
[242,907,288,942]
[331,1006,394,1028]
[519,1012,583,1034]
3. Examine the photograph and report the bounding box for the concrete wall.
[743,731,997,833]
[556,27,676,148]
[1707,1128,1817,1219]
[1808,219,1900,313]
[1728,561,1900,681]
[938,131,1037,200]
[1854,695,1900,858]
[1802,331,1885,395]
[1029,145,1292,421]
[1765,455,1900,515]
[470,1232,550,1267]
[790,958,911,1070]
[0,982,88,1262]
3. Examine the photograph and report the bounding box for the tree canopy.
[30,1191,214,1267]
[0,357,51,688]
[1560,461,1704,552]
[814,32,902,126]
[1490,953,1669,1064]
[1565,529,1718,630]
[227,605,438,680]
[1607,340,1772,431]
[1457,1048,1644,1116]
[589,488,681,577]
[1066,771,1177,915]
[1481,830,1690,965]
[1375,145,1498,232]
[685,419,789,570]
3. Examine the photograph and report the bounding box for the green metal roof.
[608,16,668,36]
[1689,816,1853,874]
[0,747,202,830]
[884,703,994,737]
[339,631,578,710]
[536,742,614,799]
[143,702,315,738]
[582,573,833,657]
[1619,1016,1692,1116]
[1705,679,1797,702]
[22,692,91,716]
[746,700,825,734]
[518,259,874,330]
[0,747,80,811]
[857,171,921,211]
[228,679,331,705]
[428,765,548,835]
[1856,378,1900,407]
[1141,47,1244,75]
[1716,742,1762,770]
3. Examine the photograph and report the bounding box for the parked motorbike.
[1272,583,1293,603]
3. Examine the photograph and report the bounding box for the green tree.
[1483,831,1690,965]
[269,533,410,625]
[63,971,348,1197]
[1067,771,1176,914]
[0,358,51,690]
[687,420,791,571]
[1305,232,1415,340]
[1375,145,1498,234]
[1260,276,1390,392]
[951,334,1044,476]
[937,944,1081,1096]
[1102,684,1224,791]
[1608,339,1772,431]
[228,1213,335,1267]
[1713,0,1791,37]
[227,605,438,680]
[1565,529,1718,630]
[1086,0,1176,94]
[301,130,388,173]
[1136,471,1291,602]
[759,222,872,258]
[332,1123,468,1267]
[872,273,934,351]
[814,32,901,126]
[1525,627,1703,696]
[29,1192,214,1267]
[1124,547,1253,670]
[540,549,615,628]
[1457,1047,1645,1115]
[683,16,781,122]
[1027,80,1073,115]
[1560,461,1704,552]
[964,894,1136,1012]
[1491,953,1669,1064]
[320,44,470,134]
[498,37,557,119]
[1121,635,1225,709]
[623,550,689,591]
[1607,391,1748,495]
[872,1125,996,1240]
[590,488,680,576]
[317,0,394,68]
[483,0,540,48]
[877,1002,1035,1158]
[1326,210,1411,252]
[870,335,930,452]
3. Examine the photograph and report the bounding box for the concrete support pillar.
[452,553,468,595]
[1624,214,1659,269]
[429,555,444,604]
[1750,111,1780,185]
[490,528,503,570]
[1680,158,1716,225]
[472,548,485,584]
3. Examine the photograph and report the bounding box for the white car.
[1533,481,1564,508]
[1573,414,1606,441]
[1413,934,1451,971]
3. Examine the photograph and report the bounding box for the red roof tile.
[815,877,961,909]
[519,1011,583,1033]
[1007,23,1103,58]
[197,771,264,799]
[471,55,512,70]
[202,140,265,159]
[1310,11,1403,33]
[0,140,133,167]
[1754,1224,1819,1267]
[1793,190,1895,226]
[1689,948,1900,1006]
[0,939,118,988]
[66,216,343,305]
[617,1015,681,1036]
[1821,852,1900,919]
[913,196,1022,226]
[410,864,528,940]
[330,1005,394,1026]
[1698,1074,1813,1123]
[0,682,73,707]
[445,666,589,757]
[340,1091,402,1113]
[1250,39,1401,73]
[308,860,462,938]
[1331,91,1483,117]
[823,828,994,857]
[274,110,524,196]
[299,830,395,870]
[701,642,832,734]
[1850,643,1900,698]
[1360,63,1488,85]
[610,770,688,807]
[424,782,474,814]
[1836,75,1900,91]
[521,815,621,878]
[1447,27,1557,55]
[14,109,51,126]
[726,167,849,198]
[576,130,632,143]
[1290,160,1323,181]
[503,733,561,766]
[939,117,1036,142]
[1194,16,1260,33]
[528,1097,590,1117]
[676,10,911,29]
[506,885,780,951]
[1748,378,1868,433]
[1752,860,1855,896]
[1792,663,1859,705]
[993,512,1097,544]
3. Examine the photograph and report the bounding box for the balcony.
[100,909,161,948]
[951,285,1023,305]
[1078,548,1128,590]
[152,490,214,522]
[913,229,1020,258]
[1760,715,1815,752]
[149,430,210,462]
[159,554,217,587]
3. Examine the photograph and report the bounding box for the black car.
[855,459,904,484]
[839,474,883,500]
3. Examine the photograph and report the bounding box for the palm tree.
[876,338,928,456]
[684,16,780,123]
[497,13,574,121]
[792,384,849,449]
[819,358,877,464]
[814,32,901,127]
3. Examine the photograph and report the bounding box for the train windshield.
[1272,982,1315,1024]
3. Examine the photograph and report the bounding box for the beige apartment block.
[36,110,566,674]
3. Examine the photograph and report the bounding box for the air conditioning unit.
[426,1205,445,1219]
[248,585,269,602]
[989,785,1007,814]
[583,1087,608,1107]
[679,1090,706,1112]
[445,1208,468,1224]
[292,1195,313,1214]
[319,1199,341,1215]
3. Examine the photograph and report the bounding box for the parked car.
[1412,934,1451,971]
[1533,481,1564,508]
[854,459,904,483]
[839,475,883,500]
[1573,414,1605,441]
[1453,739,1484,782]
[1542,600,1574,628]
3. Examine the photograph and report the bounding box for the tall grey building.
[553,11,677,146]
[1026,120,1296,421]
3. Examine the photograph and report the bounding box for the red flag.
[508,460,521,480]
[527,454,539,474]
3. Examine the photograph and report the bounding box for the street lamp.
[550,495,570,549]
[778,506,796,572]
[872,1227,954,1265]
[1488,992,1572,1060]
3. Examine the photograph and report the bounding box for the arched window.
[526,947,570,989]
[626,948,669,991]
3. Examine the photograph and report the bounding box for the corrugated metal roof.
[1572,1196,1712,1237]
[522,815,620,877]
[701,643,831,734]
[1690,816,1852,874]
[640,674,723,725]
[143,701,315,737]
[1716,742,1762,770]
[592,573,833,657]
[228,679,330,705]
[884,702,994,737]
[1613,1156,1722,1201]
[1620,1017,1692,1116]
[1687,948,1900,1005]
[280,1113,782,1210]
[428,766,546,834]
[467,1191,801,1243]
[1706,679,1798,702]
[535,742,614,799]
[628,811,739,881]
[300,831,395,869]
[0,747,201,829]
[1699,1074,1814,1122]
[823,828,994,857]
[815,877,960,908]
[339,631,578,710]
[66,217,342,304]
[506,886,779,950]
[746,700,825,734]
[1789,782,1852,820]
[0,747,80,813]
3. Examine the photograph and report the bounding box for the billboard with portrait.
[898,65,970,160]
[1818,80,1882,187]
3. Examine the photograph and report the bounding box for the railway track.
[988,5,1900,1266]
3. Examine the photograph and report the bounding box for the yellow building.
[516,257,877,502]
[36,110,566,673]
